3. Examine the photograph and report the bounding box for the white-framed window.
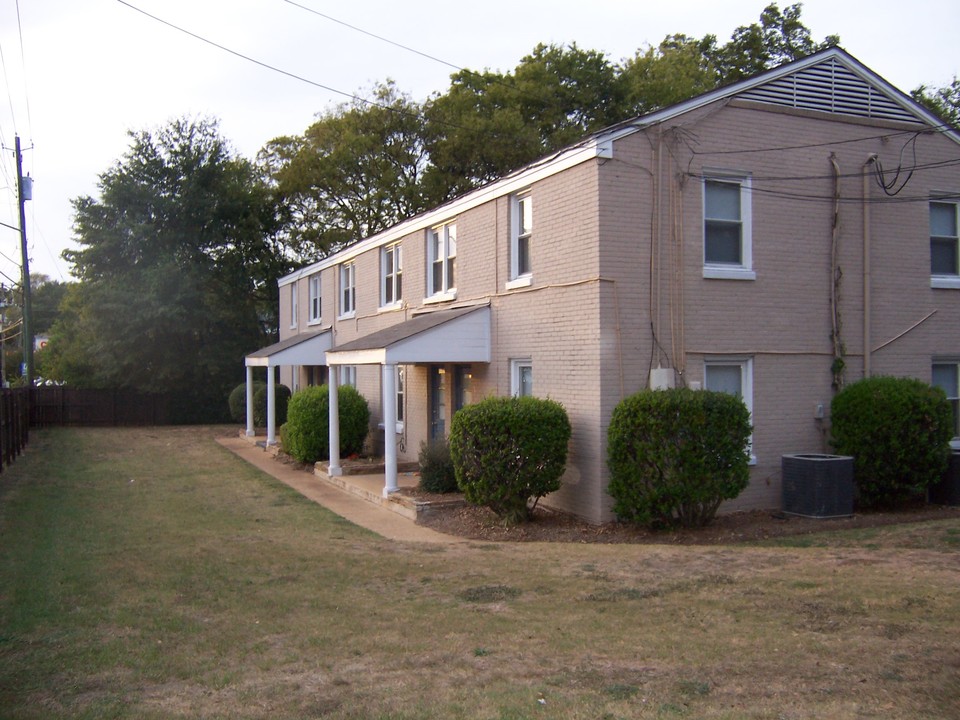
[381,243,403,307]
[933,361,960,447]
[289,282,298,328]
[511,358,533,397]
[339,262,355,317]
[703,174,754,280]
[427,222,457,299]
[704,356,755,462]
[509,191,533,286]
[931,200,959,289]
[308,274,321,324]
[339,365,357,388]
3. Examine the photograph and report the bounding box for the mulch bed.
[406,488,960,544]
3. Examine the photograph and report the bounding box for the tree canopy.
[47,117,289,420]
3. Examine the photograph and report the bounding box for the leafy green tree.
[260,82,431,260]
[621,35,719,115]
[424,43,625,198]
[912,78,960,128]
[48,117,288,421]
[23,274,68,335]
[709,2,839,84]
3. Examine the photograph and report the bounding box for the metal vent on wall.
[740,58,923,125]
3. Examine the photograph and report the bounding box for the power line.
[279,0,462,74]
[14,0,31,139]
[115,1,428,120]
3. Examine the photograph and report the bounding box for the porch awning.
[326,305,491,365]
[245,329,332,368]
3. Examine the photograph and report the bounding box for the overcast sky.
[1,0,958,284]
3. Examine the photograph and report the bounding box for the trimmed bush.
[449,396,571,525]
[607,388,752,528]
[418,439,458,494]
[253,383,291,427]
[228,381,265,423]
[282,384,371,464]
[830,376,953,508]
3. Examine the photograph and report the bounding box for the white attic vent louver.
[740,58,923,125]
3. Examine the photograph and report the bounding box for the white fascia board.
[279,138,611,287]
[325,348,386,366]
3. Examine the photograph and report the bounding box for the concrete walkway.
[216,436,462,544]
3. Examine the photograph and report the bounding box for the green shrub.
[253,383,291,427]
[282,384,371,464]
[830,376,953,508]
[449,396,571,525]
[228,381,265,423]
[607,388,752,528]
[418,439,458,494]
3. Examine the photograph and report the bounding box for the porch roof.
[326,305,491,366]
[245,329,332,368]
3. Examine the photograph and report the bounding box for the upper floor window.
[381,243,403,307]
[308,274,321,323]
[704,356,755,461]
[933,362,960,446]
[339,262,355,317]
[428,222,457,298]
[703,175,754,280]
[931,201,959,288]
[509,192,533,285]
[289,283,298,328]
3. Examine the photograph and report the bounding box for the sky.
[1,0,958,285]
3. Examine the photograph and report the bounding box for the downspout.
[862,155,877,378]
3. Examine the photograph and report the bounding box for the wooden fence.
[0,388,30,473]
[30,387,170,428]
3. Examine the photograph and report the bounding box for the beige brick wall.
[273,97,960,524]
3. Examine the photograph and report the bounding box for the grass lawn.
[1,426,958,719]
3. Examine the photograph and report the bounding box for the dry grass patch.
[1,427,958,719]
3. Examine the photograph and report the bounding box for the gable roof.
[611,46,957,140]
[280,47,957,288]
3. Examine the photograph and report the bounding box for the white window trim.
[510,358,533,397]
[289,283,298,329]
[704,356,756,464]
[307,274,322,325]
[380,243,403,310]
[339,365,357,388]
[703,173,754,280]
[339,262,356,319]
[933,360,960,450]
[509,191,533,285]
[931,199,959,286]
[427,222,457,300]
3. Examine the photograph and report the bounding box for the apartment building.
[246,47,960,524]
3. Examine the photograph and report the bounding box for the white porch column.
[266,366,277,445]
[382,363,398,496]
[244,365,255,437]
[328,370,342,476]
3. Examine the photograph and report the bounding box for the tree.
[260,82,431,261]
[424,43,626,198]
[621,35,719,116]
[49,117,288,421]
[29,274,68,335]
[709,3,839,84]
[912,78,960,128]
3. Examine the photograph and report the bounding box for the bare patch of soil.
[410,491,960,544]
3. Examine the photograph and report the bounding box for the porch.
[239,430,465,522]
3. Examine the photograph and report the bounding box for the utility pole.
[15,135,32,387]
